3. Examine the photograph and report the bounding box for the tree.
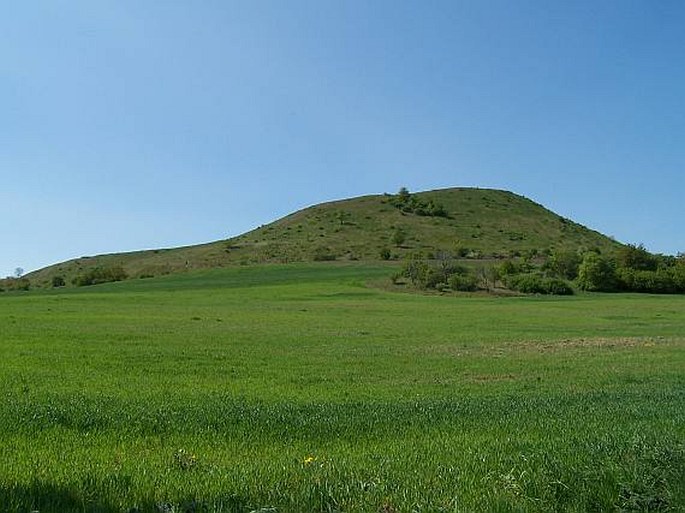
[577,253,617,291]
[397,187,410,202]
[616,243,658,271]
[546,250,582,280]
[14,267,24,278]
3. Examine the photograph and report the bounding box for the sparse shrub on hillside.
[391,227,407,247]
[379,248,391,260]
[453,245,470,258]
[51,276,65,288]
[312,247,336,261]
[75,266,128,287]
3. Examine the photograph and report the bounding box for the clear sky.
[2,1,684,277]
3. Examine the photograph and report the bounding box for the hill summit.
[27,187,620,287]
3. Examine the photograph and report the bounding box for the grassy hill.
[26,187,621,288]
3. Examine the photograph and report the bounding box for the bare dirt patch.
[508,336,680,353]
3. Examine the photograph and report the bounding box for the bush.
[75,266,128,287]
[398,252,480,291]
[312,247,336,261]
[505,273,574,295]
[577,253,617,292]
[617,268,682,294]
[51,276,65,288]
[449,273,478,292]
[545,250,582,280]
[496,259,533,279]
[379,248,391,260]
[617,243,658,271]
[388,188,448,218]
[391,227,407,247]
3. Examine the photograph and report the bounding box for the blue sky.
[2,1,684,276]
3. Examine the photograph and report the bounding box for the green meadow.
[1,263,684,512]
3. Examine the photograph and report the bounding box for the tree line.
[394,244,685,295]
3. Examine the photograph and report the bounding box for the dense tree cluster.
[394,243,685,296]
[388,187,448,218]
[576,245,685,293]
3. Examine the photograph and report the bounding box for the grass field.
[1,263,684,512]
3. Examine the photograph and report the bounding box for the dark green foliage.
[388,187,448,218]
[577,253,618,292]
[74,266,127,287]
[379,248,391,260]
[496,259,533,278]
[453,245,470,258]
[545,250,582,280]
[617,267,685,294]
[675,262,685,290]
[449,273,478,291]
[399,252,477,291]
[604,244,685,294]
[51,275,66,288]
[617,243,659,271]
[504,273,574,295]
[311,247,336,261]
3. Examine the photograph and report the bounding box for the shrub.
[577,253,617,292]
[505,273,574,295]
[449,273,478,292]
[388,188,448,218]
[399,252,479,291]
[617,243,659,271]
[391,227,407,247]
[545,250,582,280]
[379,248,391,260]
[617,268,682,294]
[496,259,533,278]
[51,276,66,288]
[312,247,336,261]
[75,266,128,287]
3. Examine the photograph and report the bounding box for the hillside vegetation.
[24,187,621,288]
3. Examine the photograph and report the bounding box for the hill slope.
[26,187,621,287]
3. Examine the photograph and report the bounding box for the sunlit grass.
[1,264,684,512]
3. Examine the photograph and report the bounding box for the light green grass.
[1,263,684,512]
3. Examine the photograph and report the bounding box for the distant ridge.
[26,187,622,287]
